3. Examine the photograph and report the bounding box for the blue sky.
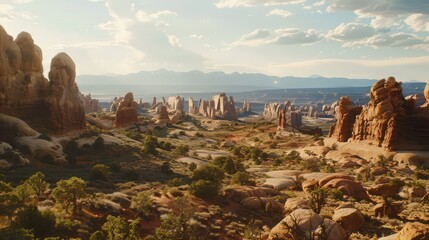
[1,0,429,81]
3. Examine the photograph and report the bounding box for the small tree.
[131,191,153,217]
[141,135,158,155]
[52,177,86,215]
[101,215,140,240]
[308,187,328,214]
[232,171,254,186]
[23,172,49,198]
[189,180,219,199]
[0,181,20,221]
[192,165,224,185]
[155,197,198,240]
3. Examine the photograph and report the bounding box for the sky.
[1,0,429,81]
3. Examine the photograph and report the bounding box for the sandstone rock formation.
[114,92,138,127]
[395,222,429,240]
[332,208,365,232]
[188,97,198,114]
[81,93,100,113]
[167,96,184,111]
[45,53,85,133]
[319,173,373,202]
[329,97,363,142]
[190,93,238,120]
[329,77,429,151]
[263,102,281,119]
[156,105,171,124]
[0,26,86,134]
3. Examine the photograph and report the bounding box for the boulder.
[284,198,309,213]
[321,177,373,202]
[269,209,323,240]
[332,208,365,232]
[224,186,279,202]
[373,202,402,218]
[395,222,429,240]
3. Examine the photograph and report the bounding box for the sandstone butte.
[0,25,85,134]
[114,92,139,127]
[329,77,429,151]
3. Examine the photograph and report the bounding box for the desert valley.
[0,23,428,240]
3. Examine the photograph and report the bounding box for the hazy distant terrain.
[78,69,379,101]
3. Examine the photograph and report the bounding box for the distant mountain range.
[76,69,424,102]
[77,69,377,90]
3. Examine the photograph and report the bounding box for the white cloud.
[272,28,323,45]
[344,32,428,49]
[227,28,272,49]
[267,9,292,18]
[216,0,305,8]
[405,14,429,32]
[326,0,429,29]
[190,34,203,39]
[136,10,177,23]
[327,22,377,42]
[0,3,36,22]
[168,35,182,48]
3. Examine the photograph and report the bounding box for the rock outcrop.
[81,93,100,113]
[0,25,86,134]
[329,77,429,151]
[190,93,238,120]
[278,101,303,129]
[45,53,85,133]
[156,105,171,124]
[114,92,138,127]
[167,96,184,111]
[329,97,363,142]
[263,102,282,119]
[188,97,198,114]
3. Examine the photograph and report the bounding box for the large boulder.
[332,208,365,232]
[395,222,429,240]
[45,52,85,133]
[320,174,373,202]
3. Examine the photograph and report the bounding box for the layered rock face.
[212,93,237,121]
[45,53,85,133]
[263,102,281,119]
[81,93,100,113]
[114,92,138,127]
[330,77,429,150]
[329,97,363,142]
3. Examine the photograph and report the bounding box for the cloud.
[0,3,36,22]
[272,28,323,45]
[343,32,428,50]
[190,34,203,39]
[227,28,322,49]
[215,0,305,8]
[98,1,133,43]
[405,14,429,32]
[327,22,377,42]
[167,35,182,48]
[136,10,177,23]
[326,0,429,28]
[267,9,292,18]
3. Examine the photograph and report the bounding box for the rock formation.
[167,96,184,111]
[278,101,303,129]
[114,92,138,127]
[263,102,281,119]
[329,97,363,142]
[330,77,429,150]
[0,25,86,134]
[188,97,198,114]
[156,105,171,124]
[80,93,100,113]
[45,53,85,133]
[212,93,238,121]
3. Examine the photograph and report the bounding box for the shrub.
[131,191,153,217]
[307,187,328,214]
[12,206,56,238]
[23,172,49,198]
[161,162,172,174]
[121,170,140,181]
[101,215,140,240]
[189,180,219,199]
[192,165,224,184]
[188,163,197,172]
[159,141,173,151]
[174,144,189,156]
[168,178,186,187]
[90,164,111,181]
[90,230,105,240]
[141,135,158,155]
[0,228,34,240]
[231,171,254,186]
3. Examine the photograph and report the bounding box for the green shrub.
[90,164,111,181]
[90,230,105,240]
[131,191,153,217]
[231,171,254,186]
[189,180,219,199]
[168,178,186,187]
[174,144,189,156]
[192,165,224,184]
[102,215,140,240]
[161,162,172,174]
[12,206,56,238]
[141,135,158,155]
[188,163,197,172]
